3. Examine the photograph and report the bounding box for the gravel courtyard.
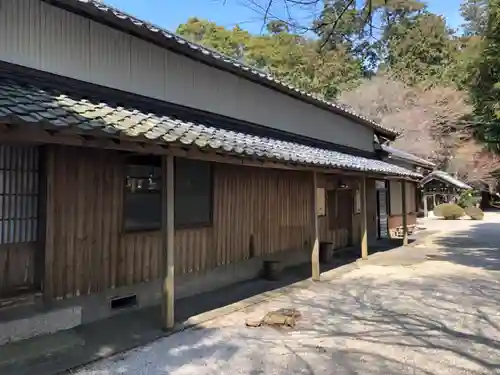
[75,213,500,375]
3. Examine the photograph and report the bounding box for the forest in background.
[175,0,500,184]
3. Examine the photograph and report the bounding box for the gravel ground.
[74,213,500,375]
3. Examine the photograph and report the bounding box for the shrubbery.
[457,189,481,209]
[465,206,484,220]
[434,203,465,220]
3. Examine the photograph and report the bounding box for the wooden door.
[337,189,353,246]
[0,145,41,299]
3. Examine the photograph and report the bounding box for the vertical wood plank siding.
[317,175,363,249]
[44,146,315,299]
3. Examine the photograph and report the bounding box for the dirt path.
[74,214,500,375]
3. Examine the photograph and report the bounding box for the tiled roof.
[421,171,472,190]
[0,71,421,179]
[382,144,436,169]
[43,0,399,139]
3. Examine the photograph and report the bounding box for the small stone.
[245,318,262,327]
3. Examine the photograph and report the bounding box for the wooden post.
[401,180,408,246]
[161,155,175,330]
[360,176,368,260]
[311,171,320,281]
[423,194,428,217]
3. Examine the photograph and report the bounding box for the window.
[124,156,162,231]
[175,158,213,228]
[123,156,213,231]
[0,146,39,244]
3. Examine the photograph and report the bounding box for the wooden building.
[380,144,435,238]
[420,171,472,216]
[0,0,422,344]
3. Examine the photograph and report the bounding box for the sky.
[104,0,464,35]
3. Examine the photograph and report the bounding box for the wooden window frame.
[123,155,162,233]
[122,155,214,233]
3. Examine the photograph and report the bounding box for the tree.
[460,0,488,36]
[176,17,250,59]
[469,0,500,153]
[383,12,458,87]
[450,140,500,182]
[314,0,426,71]
[339,76,471,166]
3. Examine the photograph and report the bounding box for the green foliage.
[434,203,465,220]
[175,1,498,155]
[457,189,476,208]
[460,0,488,36]
[465,206,485,220]
[385,12,459,87]
[315,0,427,72]
[468,0,500,153]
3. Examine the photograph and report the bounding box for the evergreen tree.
[384,12,458,87]
[469,0,500,152]
[460,0,488,36]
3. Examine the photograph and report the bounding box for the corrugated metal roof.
[421,171,472,190]
[42,0,399,139]
[0,70,421,178]
[382,144,436,169]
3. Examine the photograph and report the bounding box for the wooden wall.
[43,145,315,299]
[0,243,35,297]
[42,145,380,300]
[317,174,364,249]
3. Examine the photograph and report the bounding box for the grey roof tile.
[0,73,421,179]
[48,0,398,139]
[421,171,471,190]
[382,144,436,168]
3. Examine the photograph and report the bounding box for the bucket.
[319,242,334,264]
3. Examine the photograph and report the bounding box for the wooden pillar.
[423,194,428,217]
[401,180,408,246]
[311,171,320,281]
[161,155,175,330]
[360,176,368,260]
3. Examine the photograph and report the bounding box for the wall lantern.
[338,180,348,189]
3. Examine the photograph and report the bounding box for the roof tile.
[0,72,421,179]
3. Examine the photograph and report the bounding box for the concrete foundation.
[0,306,81,346]
[0,247,311,344]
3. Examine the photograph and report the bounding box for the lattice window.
[0,145,39,244]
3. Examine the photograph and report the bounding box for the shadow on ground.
[426,222,500,271]
[72,259,500,375]
[67,222,500,374]
[0,238,417,375]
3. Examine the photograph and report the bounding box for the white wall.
[0,0,375,152]
[390,181,416,215]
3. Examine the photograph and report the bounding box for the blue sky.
[105,0,464,34]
